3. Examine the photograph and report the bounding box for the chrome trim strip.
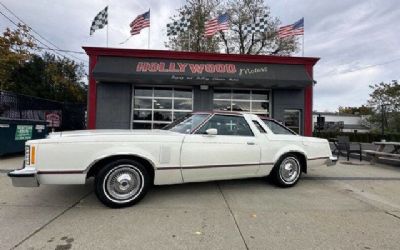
[156,162,274,170]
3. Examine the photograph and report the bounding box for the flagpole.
[106,5,109,47]
[302,18,304,56]
[147,9,150,49]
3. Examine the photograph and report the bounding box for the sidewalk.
[0,155,23,172]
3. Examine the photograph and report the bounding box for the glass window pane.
[252,102,269,112]
[173,111,191,120]
[134,87,152,97]
[154,99,172,109]
[134,110,152,121]
[133,122,152,129]
[153,123,169,129]
[174,99,192,110]
[213,100,231,111]
[232,101,250,112]
[134,98,152,109]
[174,88,192,98]
[262,119,295,135]
[232,90,250,100]
[214,89,231,99]
[154,88,173,97]
[284,110,300,134]
[196,115,253,136]
[252,90,269,100]
[153,111,172,122]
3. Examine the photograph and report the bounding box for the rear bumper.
[8,167,39,187]
[325,156,338,166]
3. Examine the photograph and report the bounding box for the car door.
[181,114,261,182]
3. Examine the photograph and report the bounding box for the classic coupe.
[9,112,336,208]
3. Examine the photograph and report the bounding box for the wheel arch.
[274,150,308,174]
[86,154,156,184]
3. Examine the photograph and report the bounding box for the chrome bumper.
[8,167,39,187]
[325,156,338,166]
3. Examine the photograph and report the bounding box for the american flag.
[278,18,304,38]
[204,13,229,37]
[130,10,150,35]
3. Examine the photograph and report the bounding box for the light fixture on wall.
[200,85,209,90]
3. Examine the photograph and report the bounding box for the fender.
[83,146,158,174]
[272,144,308,164]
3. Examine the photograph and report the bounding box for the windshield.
[262,119,296,135]
[162,114,209,134]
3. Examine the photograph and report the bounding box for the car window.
[262,119,296,135]
[196,115,254,136]
[163,114,209,134]
[252,120,267,133]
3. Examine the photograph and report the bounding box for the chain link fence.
[0,90,86,131]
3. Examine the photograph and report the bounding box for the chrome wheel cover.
[104,165,143,202]
[279,157,300,184]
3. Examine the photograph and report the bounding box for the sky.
[0,0,399,112]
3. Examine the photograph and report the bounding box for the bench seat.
[363,150,400,158]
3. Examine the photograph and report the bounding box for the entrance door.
[284,109,301,134]
[181,114,261,182]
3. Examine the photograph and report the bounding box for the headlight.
[25,145,30,165]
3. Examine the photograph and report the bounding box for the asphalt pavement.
[1,155,400,250]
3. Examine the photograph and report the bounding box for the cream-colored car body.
[9,113,334,187]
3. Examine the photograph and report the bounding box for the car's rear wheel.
[271,154,302,187]
[95,159,150,208]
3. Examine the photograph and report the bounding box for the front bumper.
[325,156,338,166]
[8,167,39,187]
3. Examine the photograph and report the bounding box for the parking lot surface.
[1,156,400,250]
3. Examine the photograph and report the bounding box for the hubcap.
[279,157,300,184]
[105,165,142,201]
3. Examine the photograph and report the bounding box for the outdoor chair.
[336,136,362,161]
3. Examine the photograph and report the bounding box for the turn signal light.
[31,146,36,165]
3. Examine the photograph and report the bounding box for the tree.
[10,53,87,103]
[166,0,299,55]
[166,0,221,52]
[338,105,373,115]
[0,24,36,90]
[367,80,400,133]
[0,25,87,103]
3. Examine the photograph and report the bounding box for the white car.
[9,112,336,208]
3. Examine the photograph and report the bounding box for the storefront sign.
[93,56,313,87]
[15,125,33,140]
[46,111,62,128]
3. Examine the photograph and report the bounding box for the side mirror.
[205,128,218,136]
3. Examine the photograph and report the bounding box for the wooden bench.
[363,150,400,164]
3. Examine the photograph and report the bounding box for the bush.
[312,131,400,143]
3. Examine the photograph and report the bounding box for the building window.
[284,109,301,134]
[132,87,193,129]
[213,89,270,116]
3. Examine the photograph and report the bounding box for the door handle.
[247,141,256,145]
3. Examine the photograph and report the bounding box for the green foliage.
[313,131,400,143]
[166,0,298,55]
[338,105,373,115]
[367,80,400,133]
[0,24,86,103]
[0,24,36,90]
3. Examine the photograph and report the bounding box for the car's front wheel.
[271,154,302,187]
[95,159,150,208]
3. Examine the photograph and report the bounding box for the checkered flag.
[167,15,191,36]
[90,6,108,35]
[243,14,269,34]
